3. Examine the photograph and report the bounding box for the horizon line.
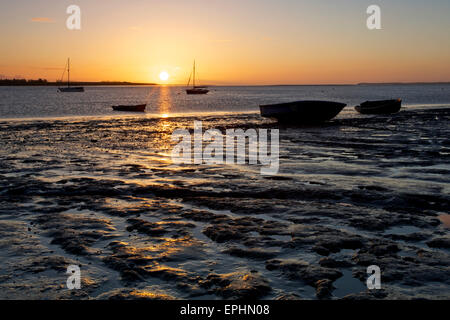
[2,78,450,87]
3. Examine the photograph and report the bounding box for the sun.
[159,71,169,81]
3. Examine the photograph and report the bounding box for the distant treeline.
[0,79,156,86]
[0,78,48,85]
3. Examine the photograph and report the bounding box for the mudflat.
[0,107,448,299]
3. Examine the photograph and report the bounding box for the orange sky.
[1,0,450,85]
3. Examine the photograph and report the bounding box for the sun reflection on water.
[158,85,172,117]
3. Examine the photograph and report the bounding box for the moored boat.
[58,58,85,93]
[59,87,84,92]
[186,60,209,95]
[112,104,146,112]
[355,99,402,114]
[186,86,209,95]
[260,100,347,124]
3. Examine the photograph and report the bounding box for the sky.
[1,0,450,85]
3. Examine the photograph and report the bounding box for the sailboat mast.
[67,58,70,88]
[193,60,196,88]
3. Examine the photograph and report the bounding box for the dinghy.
[260,100,346,123]
[112,104,146,112]
[355,99,402,114]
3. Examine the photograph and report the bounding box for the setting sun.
[159,71,169,82]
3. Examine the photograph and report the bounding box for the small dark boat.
[355,99,402,114]
[112,104,146,112]
[260,100,347,124]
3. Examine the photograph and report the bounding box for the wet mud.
[0,107,449,299]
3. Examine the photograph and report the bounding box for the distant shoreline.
[257,82,450,87]
[0,80,156,86]
[357,82,450,86]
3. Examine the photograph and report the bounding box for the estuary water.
[0,84,450,119]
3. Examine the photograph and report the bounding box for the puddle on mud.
[333,269,367,298]
[384,225,422,235]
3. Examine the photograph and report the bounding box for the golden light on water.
[158,86,171,116]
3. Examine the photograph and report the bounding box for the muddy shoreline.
[0,107,449,299]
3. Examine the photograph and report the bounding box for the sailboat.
[58,58,84,92]
[186,60,209,95]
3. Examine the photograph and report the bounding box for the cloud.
[30,17,54,23]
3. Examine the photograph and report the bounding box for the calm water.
[1,84,450,119]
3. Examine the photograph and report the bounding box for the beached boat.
[112,104,146,112]
[186,61,209,95]
[260,100,347,123]
[355,99,402,114]
[58,58,84,92]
